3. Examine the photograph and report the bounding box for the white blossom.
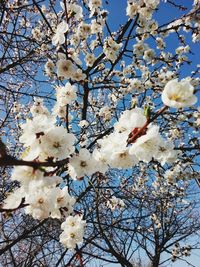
[99,106,112,121]
[30,98,50,117]
[52,21,68,46]
[89,0,102,10]
[60,215,86,249]
[38,126,76,160]
[161,79,197,108]
[44,59,54,77]
[55,82,77,105]
[85,53,96,67]
[57,59,76,79]
[114,108,147,134]
[79,120,89,128]
[107,196,125,211]
[19,115,55,148]
[11,166,43,185]
[103,37,122,63]
[78,22,91,39]
[68,149,97,179]
[126,1,138,19]
[3,188,25,210]
[48,186,75,219]
[129,124,161,163]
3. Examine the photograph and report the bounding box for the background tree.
[0,0,200,266]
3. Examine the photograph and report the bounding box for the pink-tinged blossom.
[114,108,147,134]
[129,124,161,163]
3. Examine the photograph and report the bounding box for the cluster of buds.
[107,196,125,211]
[150,213,161,229]
[171,243,191,261]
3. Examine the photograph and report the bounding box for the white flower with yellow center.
[39,126,76,160]
[55,82,77,105]
[60,215,86,249]
[68,149,97,179]
[161,79,197,108]
[57,59,76,79]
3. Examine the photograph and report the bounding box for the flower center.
[170,94,182,101]
[70,233,75,238]
[38,198,44,204]
[53,142,61,148]
[80,161,87,167]
[57,197,64,203]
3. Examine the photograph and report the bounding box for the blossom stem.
[127,105,168,144]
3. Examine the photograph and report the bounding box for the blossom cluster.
[171,243,191,262]
[19,114,76,161]
[107,196,125,211]
[53,82,77,118]
[3,74,198,248]
[94,107,178,168]
[103,37,123,63]
[126,0,160,20]
[60,215,86,249]
[3,167,75,220]
[2,0,199,254]
[3,101,87,249]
